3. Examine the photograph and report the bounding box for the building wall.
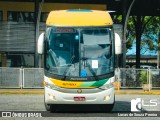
[0,1,106,67]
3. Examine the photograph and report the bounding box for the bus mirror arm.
[37,32,45,54]
[114,33,122,55]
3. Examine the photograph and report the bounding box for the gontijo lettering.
[62,83,76,86]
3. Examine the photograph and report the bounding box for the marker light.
[48,93,56,101]
[104,95,111,101]
[43,81,46,86]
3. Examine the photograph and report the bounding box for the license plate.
[74,97,85,101]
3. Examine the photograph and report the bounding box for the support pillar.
[34,0,39,67]
[122,0,127,68]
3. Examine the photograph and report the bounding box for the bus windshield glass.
[46,27,114,78]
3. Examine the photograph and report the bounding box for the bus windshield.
[46,27,114,79]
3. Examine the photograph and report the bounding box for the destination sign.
[54,28,75,33]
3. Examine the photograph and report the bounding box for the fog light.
[48,93,56,100]
[104,95,111,101]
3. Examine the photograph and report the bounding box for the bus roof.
[46,10,113,27]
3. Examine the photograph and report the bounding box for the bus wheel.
[44,103,51,111]
[50,105,57,112]
[44,95,51,111]
[101,103,114,112]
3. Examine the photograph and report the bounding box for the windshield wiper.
[81,57,98,80]
[85,60,98,80]
[61,55,75,80]
[61,64,72,80]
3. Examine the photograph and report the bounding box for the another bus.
[37,10,122,112]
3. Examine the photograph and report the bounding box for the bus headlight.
[48,93,56,100]
[44,81,60,90]
[99,83,114,90]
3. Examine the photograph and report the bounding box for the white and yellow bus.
[37,9,122,112]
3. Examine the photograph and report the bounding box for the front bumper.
[44,86,114,104]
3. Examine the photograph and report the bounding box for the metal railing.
[0,67,159,89]
[116,68,160,89]
[118,68,148,88]
[23,68,44,88]
[0,67,21,88]
[150,69,160,88]
[0,67,44,88]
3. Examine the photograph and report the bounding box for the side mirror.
[114,33,122,54]
[37,32,44,54]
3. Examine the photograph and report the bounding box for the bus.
[37,9,122,112]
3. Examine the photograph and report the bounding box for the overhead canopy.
[2,0,160,16]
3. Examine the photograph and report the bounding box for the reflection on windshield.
[46,27,114,78]
[80,29,113,77]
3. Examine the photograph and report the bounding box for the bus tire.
[44,104,57,112]
[100,103,114,112]
[50,105,57,112]
[44,95,51,111]
[45,103,51,111]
